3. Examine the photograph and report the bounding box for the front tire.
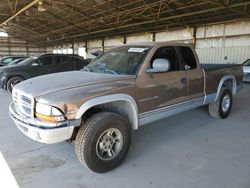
[75,112,131,173]
[208,88,233,119]
[7,76,24,93]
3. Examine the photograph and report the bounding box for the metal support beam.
[102,39,105,52]
[72,42,75,55]
[123,36,127,44]
[0,0,39,27]
[193,27,197,48]
[152,32,156,42]
[7,37,10,56]
[26,42,29,56]
[85,41,88,53]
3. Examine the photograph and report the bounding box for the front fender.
[76,94,139,130]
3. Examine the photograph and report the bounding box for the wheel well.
[7,75,25,82]
[221,78,236,95]
[222,80,233,91]
[5,75,25,88]
[80,101,138,130]
[215,76,237,102]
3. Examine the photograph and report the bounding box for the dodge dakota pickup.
[9,42,243,173]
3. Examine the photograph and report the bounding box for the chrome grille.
[13,91,32,117]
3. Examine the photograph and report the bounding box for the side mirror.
[32,62,39,66]
[147,58,170,73]
[184,65,191,70]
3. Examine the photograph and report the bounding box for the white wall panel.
[224,36,250,47]
[0,47,9,51]
[225,21,250,36]
[87,47,103,53]
[155,29,193,42]
[196,27,205,39]
[196,35,250,48]
[127,34,153,43]
[87,40,102,48]
[205,24,224,38]
[196,46,250,64]
[196,38,225,48]
[104,37,123,48]
[87,40,102,53]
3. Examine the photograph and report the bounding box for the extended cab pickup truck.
[9,42,243,173]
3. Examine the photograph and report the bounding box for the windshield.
[17,56,38,66]
[8,58,25,65]
[85,45,150,75]
[2,57,12,65]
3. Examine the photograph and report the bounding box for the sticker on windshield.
[128,48,148,53]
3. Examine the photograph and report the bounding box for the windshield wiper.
[96,66,118,75]
[82,66,92,72]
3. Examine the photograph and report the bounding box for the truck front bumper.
[9,102,81,144]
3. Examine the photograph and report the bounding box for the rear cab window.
[179,46,197,70]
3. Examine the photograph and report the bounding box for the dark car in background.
[0,56,28,67]
[0,54,89,92]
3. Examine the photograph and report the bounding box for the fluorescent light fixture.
[0,31,8,37]
[38,1,47,12]
[67,48,73,54]
[62,49,67,54]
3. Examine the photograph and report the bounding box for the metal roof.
[0,0,249,46]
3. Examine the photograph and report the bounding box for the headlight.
[35,103,65,123]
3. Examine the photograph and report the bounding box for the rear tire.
[75,112,131,173]
[208,88,233,119]
[7,76,24,93]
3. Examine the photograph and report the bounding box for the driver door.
[29,55,54,77]
[136,46,188,114]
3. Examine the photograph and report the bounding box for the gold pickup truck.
[9,42,243,173]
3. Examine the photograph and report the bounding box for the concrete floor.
[0,84,250,188]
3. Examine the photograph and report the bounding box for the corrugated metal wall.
[0,37,46,57]
[196,46,250,64]
[49,20,250,64]
[195,21,250,64]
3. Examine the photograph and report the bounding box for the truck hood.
[13,71,135,97]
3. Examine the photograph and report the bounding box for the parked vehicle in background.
[9,42,243,173]
[243,59,250,82]
[0,56,28,67]
[0,54,89,92]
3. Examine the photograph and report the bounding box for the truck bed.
[201,63,242,95]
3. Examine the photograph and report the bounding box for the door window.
[55,55,69,64]
[70,56,84,64]
[37,56,53,65]
[151,46,181,71]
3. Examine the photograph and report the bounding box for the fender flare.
[75,94,139,130]
[214,75,237,102]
